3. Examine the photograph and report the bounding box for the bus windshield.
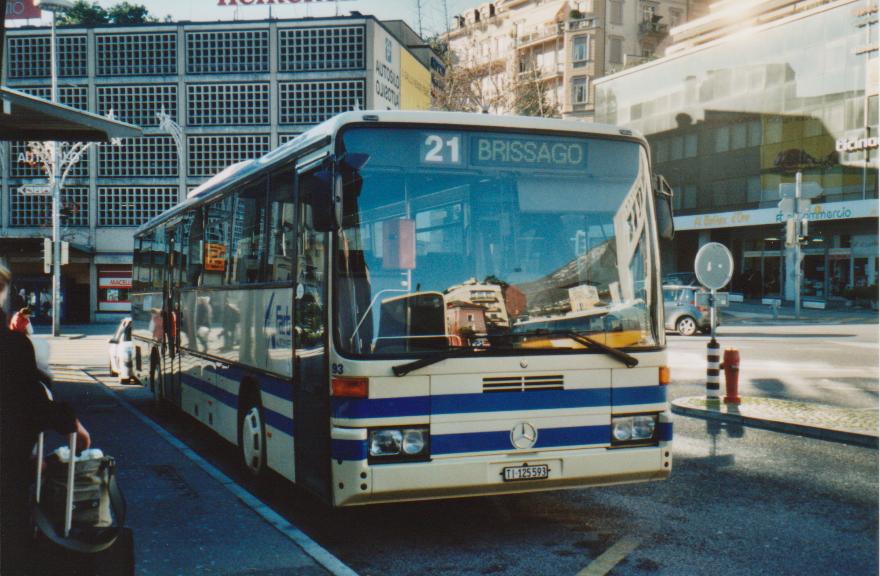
[335,126,659,357]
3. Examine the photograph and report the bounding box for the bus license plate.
[502,464,549,482]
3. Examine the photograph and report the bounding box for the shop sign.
[676,199,879,231]
[99,277,132,289]
[373,27,401,109]
[216,0,355,5]
[6,0,40,19]
[836,135,879,153]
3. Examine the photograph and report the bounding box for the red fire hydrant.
[723,348,741,405]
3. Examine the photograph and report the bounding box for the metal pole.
[795,171,802,320]
[706,289,720,400]
[51,10,62,337]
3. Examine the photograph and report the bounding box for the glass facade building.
[595,0,878,304]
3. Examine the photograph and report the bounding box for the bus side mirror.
[654,175,675,241]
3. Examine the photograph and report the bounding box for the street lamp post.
[157,107,185,202]
[37,0,74,336]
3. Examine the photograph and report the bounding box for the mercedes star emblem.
[511,422,538,450]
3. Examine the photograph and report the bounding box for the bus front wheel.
[238,394,267,477]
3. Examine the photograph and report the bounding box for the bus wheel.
[676,316,698,336]
[238,395,267,477]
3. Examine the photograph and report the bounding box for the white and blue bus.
[130,111,675,506]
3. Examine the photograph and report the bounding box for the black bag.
[31,433,134,576]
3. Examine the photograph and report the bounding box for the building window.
[97,85,177,127]
[17,86,87,110]
[669,8,682,27]
[98,136,178,178]
[609,1,624,25]
[279,133,304,146]
[187,83,270,126]
[278,26,365,72]
[6,35,87,78]
[572,35,589,67]
[186,29,269,74]
[713,125,730,153]
[609,37,623,64]
[9,141,88,179]
[279,80,365,124]
[684,133,698,158]
[98,187,178,227]
[10,186,88,227]
[96,33,177,76]
[186,135,271,178]
[731,123,748,149]
[571,76,588,105]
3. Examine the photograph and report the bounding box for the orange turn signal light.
[659,366,671,386]
[332,377,369,398]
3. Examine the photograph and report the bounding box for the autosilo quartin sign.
[216,0,356,6]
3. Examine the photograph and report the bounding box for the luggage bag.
[32,432,135,576]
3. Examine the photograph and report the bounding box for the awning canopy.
[0,86,142,142]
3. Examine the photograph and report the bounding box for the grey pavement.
[671,395,879,448]
[45,365,343,576]
[720,300,878,325]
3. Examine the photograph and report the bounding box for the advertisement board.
[372,26,401,110]
[400,49,431,110]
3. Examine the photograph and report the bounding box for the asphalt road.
[64,322,879,576]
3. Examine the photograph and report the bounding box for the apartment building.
[1,15,432,323]
[442,0,708,119]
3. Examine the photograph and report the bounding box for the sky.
[7,0,485,38]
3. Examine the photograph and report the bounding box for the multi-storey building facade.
[1,16,432,323]
[595,0,878,305]
[442,0,708,119]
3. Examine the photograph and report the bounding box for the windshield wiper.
[392,346,504,377]
[500,330,639,368]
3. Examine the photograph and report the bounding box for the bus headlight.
[402,429,426,455]
[611,415,658,444]
[370,429,402,456]
[369,427,430,461]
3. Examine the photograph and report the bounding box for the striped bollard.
[706,338,721,400]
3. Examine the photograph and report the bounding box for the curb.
[671,401,878,449]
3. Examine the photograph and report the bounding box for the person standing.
[0,264,91,575]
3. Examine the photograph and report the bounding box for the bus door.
[292,160,331,499]
[160,221,183,407]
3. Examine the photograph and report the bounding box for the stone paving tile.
[674,396,879,436]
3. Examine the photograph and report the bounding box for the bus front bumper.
[333,444,671,506]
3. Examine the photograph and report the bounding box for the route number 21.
[422,134,461,164]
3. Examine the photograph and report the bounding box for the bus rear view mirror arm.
[654,174,675,241]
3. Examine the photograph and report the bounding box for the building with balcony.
[595,0,879,305]
[1,15,433,323]
[442,0,708,120]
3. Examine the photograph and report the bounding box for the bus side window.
[268,171,295,282]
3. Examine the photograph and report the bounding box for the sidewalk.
[45,366,354,576]
[721,301,878,325]
[672,395,879,448]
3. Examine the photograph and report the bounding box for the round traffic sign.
[694,242,734,290]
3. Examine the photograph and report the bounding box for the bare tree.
[512,60,560,118]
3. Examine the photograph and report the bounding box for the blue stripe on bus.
[611,385,667,407]
[264,409,294,436]
[332,439,369,461]
[331,386,665,420]
[431,424,610,455]
[211,364,293,402]
[181,373,238,409]
[658,422,673,442]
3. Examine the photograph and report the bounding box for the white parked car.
[108,318,134,383]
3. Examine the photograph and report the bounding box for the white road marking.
[575,535,641,576]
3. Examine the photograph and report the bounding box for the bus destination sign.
[472,135,587,170]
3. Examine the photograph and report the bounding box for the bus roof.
[135,110,646,236]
